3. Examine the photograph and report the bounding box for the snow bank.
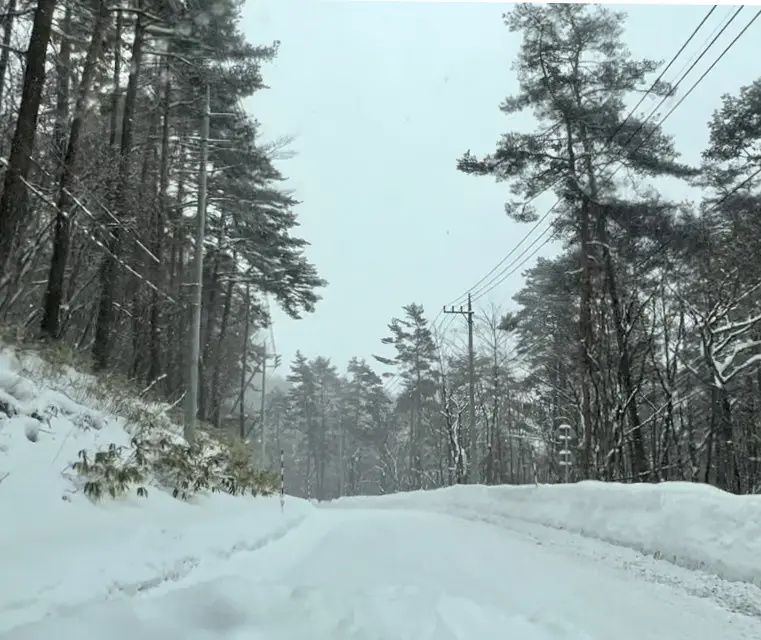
[0,344,313,633]
[332,481,761,586]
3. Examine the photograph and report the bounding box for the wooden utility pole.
[259,345,281,469]
[184,84,210,445]
[259,342,267,466]
[443,293,478,483]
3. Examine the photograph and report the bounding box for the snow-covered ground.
[4,505,761,640]
[2,343,761,639]
[0,345,312,633]
[332,480,761,586]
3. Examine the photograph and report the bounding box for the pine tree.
[342,358,394,494]
[376,303,440,489]
[457,3,691,480]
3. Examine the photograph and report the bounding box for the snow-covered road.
[5,505,760,640]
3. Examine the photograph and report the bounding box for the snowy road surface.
[5,506,760,640]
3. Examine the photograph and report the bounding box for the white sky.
[241,1,760,373]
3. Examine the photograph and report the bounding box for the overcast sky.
[240,1,759,379]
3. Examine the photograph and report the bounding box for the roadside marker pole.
[558,423,572,483]
[280,448,285,512]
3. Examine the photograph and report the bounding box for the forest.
[0,1,324,434]
[0,2,759,498]
[270,4,761,499]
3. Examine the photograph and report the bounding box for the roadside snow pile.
[0,344,313,634]
[333,481,761,586]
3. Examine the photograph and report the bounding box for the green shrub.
[70,429,277,503]
[71,444,147,500]
[2,333,275,504]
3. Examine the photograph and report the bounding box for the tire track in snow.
[0,513,310,633]
[106,516,309,597]
[439,507,761,621]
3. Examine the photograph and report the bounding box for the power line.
[24,144,165,270]
[669,5,735,82]
[444,124,561,308]
[469,210,559,304]
[668,9,758,116]
[3,151,176,304]
[600,5,720,165]
[444,6,720,310]
[471,225,558,305]
[448,9,761,357]
[603,7,759,187]
[598,5,745,186]
[445,202,559,309]
[17,172,178,304]
[469,6,754,307]
[384,6,747,396]
[423,198,558,349]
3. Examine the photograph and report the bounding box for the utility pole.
[183,86,238,445]
[259,341,267,467]
[184,83,210,446]
[259,345,281,469]
[443,293,478,484]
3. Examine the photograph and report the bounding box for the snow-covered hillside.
[1,343,760,639]
[0,343,312,633]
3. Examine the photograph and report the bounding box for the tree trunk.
[52,1,72,170]
[0,0,57,278]
[239,284,251,439]
[198,256,220,418]
[148,68,171,387]
[109,9,122,149]
[92,6,145,370]
[41,0,110,339]
[0,0,17,121]
[597,212,649,481]
[210,275,234,426]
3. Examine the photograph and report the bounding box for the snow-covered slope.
[332,481,761,586]
[0,344,313,633]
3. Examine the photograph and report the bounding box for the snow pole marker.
[280,448,285,513]
[558,423,573,483]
